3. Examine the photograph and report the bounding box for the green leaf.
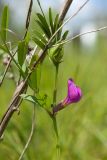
[18,40,28,66]
[49,8,54,34]
[37,13,51,37]
[29,70,37,91]
[36,19,50,39]
[1,6,9,42]
[21,94,38,104]
[33,36,45,49]
[24,31,30,43]
[53,14,62,41]
[21,94,45,107]
[29,64,41,92]
[53,14,59,32]
[62,30,69,40]
[36,31,47,44]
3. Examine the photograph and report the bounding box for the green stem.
[52,65,60,160]
[53,65,59,106]
[53,116,60,160]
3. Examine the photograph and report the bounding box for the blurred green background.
[1,0,107,160]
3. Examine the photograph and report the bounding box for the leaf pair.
[33,12,50,49]
[21,94,47,108]
[33,7,69,51]
[33,8,61,49]
[49,30,69,65]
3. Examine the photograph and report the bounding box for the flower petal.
[67,79,82,103]
[53,78,82,114]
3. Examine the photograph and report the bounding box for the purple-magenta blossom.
[62,79,82,106]
[53,79,82,114]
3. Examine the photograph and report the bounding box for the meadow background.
[0,0,107,160]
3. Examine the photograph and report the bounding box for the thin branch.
[24,0,33,38]
[52,26,107,47]
[59,0,73,22]
[18,106,35,160]
[69,26,107,41]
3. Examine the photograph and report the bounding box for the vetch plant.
[0,0,107,159]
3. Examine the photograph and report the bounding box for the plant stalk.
[52,65,60,160]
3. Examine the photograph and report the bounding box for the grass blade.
[1,6,8,41]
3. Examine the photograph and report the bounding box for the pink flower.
[53,79,82,114]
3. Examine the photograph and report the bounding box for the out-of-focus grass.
[1,36,107,160]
